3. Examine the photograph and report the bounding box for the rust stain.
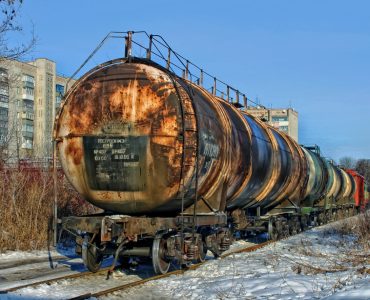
[65,139,83,165]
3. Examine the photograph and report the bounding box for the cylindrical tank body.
[55,58,355,216]
[56,59,249,215]
[324,160,342,200]
[342,170,356,198]
[335,168,353,204]
[301,148,327,205]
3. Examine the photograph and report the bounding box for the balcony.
[22,112,34,121]
[22,93,34,101]
[0,75,8,83]
[22,131,33,138]
[23,81,34,88]
[0,101,8,108]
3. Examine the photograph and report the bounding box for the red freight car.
[346,170,366,212]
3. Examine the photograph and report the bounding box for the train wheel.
[268,218,279,241]
[197,239,207,263]
[152,235,170,275]
[82,235,103,273]
[332,211,337,221]
[289,217,299,235]
[300,215,309,231]
[282,221,290,238]
[309,214,316,227]
[318,213,325,225]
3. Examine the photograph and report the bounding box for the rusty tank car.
[58,32,358,274]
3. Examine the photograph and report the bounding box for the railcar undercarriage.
[62,213,231,274]
[62,202,357,275]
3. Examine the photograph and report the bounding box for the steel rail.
[67,240,274,300]
[0,240,272,297]
[2,214,356,297]
[0,264,120,294]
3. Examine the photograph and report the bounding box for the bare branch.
[0,0,36,61]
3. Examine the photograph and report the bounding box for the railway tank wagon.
[57,33,358,274]
[347,169,369,212]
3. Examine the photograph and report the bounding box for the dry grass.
[0,168,98,252]
[291,212,370,275]
[333,211,370,251]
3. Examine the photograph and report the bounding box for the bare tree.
[0,0,36,167]
[355,159,370,183]
[0,0,36,61]
[339,156,357,169]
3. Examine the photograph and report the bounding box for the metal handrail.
[68,30,263,109]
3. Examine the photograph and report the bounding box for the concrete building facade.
[246,106,299,142]
[0,58,75,162]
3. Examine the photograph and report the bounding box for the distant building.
[246,106,298,142]
[0,58,75,161]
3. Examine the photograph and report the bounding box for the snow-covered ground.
[104,218,370,300]
[0,217,369,300]
[0,247,155,299]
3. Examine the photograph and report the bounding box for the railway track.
[77,240,273,300]
[0,265,115,294]
[0,240,273,299]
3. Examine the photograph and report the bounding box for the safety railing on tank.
[67,30,263,110]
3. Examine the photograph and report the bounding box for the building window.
[0,108,7,115]
[23,74,35,85]
[21,136,33,149]
[279,126,289,132]
[23,99,34,111]
[23,86,34,96]
[22,124,34,133]
[0,129,8,145]
[55,84,65,106]
[272,116,288,122]
[0,85,8,96]
[0,68,7,77]
[0,68,8,84]
[0,94,7,102]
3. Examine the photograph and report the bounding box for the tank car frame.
[63,213,231,273]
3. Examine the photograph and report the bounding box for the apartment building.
[0,58,75,161]
[246,106,299,142]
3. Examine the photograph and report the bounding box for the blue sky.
[17,0,370,161]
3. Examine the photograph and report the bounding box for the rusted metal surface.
[55,57,356,217]
[55,59,197,215]
[63,213,227,243]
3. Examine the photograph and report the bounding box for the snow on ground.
[102,219,370,300]
[0,246,155,299]
[0,216,369,300]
